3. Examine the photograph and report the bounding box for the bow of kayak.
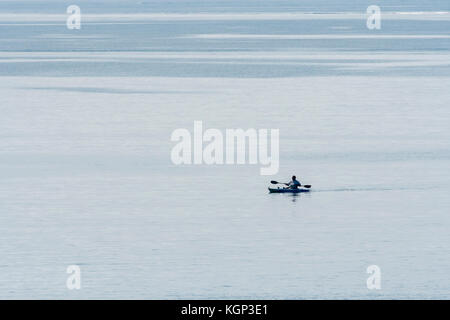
[268,187,310,193]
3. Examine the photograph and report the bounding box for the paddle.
[270,181,311,188]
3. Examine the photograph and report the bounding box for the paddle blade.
[270,180,279,184]
[303,185,311,188]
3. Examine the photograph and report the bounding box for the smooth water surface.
[0,0,449,299]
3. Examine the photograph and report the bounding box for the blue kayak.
[268,187,310,193]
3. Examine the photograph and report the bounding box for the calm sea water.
[0,0,449,299]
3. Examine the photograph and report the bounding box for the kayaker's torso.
[288,179,301,189]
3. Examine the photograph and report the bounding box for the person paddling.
[268,178,311,193]
[287,175,301,189]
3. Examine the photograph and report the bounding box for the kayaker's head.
[292,175,296,181]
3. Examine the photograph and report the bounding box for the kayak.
[268,187,310,193]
